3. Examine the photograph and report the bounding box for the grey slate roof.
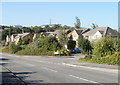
[75,28,90,35]
[14,33,30,39]
[83,27,120,36]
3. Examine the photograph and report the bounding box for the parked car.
[71,48,82,53]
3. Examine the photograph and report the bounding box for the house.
[6,33,33,45]
[40,29,71,39]
[71,28,90,41]
[70,28,90,47]
[83,27,120,42]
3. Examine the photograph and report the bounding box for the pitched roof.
[14,33,30,39]
[74,28,90,35]
[83,27,120,36]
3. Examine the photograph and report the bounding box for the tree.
[74,16,81,28]
[58,30,68,49]
[78,37,92,53]
[91,23,98,29]
[67,39,76,51]
[27,36,61,51]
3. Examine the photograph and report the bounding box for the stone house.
[83,27,120,42]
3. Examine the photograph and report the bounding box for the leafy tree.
[58,30,68,49]
[27,36,61,51]
[74,16,81,28]
[78,37,92,53]
[91,23,98,29]
[22,27,33,33]
[62,25,70,29]
[67,39,76,51]
[17,37,32,46]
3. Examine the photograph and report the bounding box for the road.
[0,53,119,84]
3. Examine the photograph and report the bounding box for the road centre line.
[69,75,98,83]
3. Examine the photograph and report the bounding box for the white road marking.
[69,75,98,83]
[62,63,118,73]
[43,67,58,72]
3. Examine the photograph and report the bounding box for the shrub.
[55,49,70,56]
[27,36,61,51]
[79,52,120,65]
[78,37,92,53]
[93,37,119,57]
[9,43,22,53]
[85,55,92,59]
[67,39,76,51]
[16,48,54,56]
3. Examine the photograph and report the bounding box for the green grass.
[1,47,11,53]
[79,52,120,65]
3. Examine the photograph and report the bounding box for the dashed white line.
[63,63,118,73]
[69,75,98,83]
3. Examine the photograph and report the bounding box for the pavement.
[0,53,119,84]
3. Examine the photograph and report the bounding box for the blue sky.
[1,2,118,29]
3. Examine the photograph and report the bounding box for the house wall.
[88,31,102,42]
[71,30,79,41]
[11,35,15,42]
[6,35,10,42]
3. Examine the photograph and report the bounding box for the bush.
[79,52,120,65]
[85,55,92,59]
[55,49,70,56]
[27,36,61,51]
[67,39,76,51]
[78,37,92,53]
[16,48,54,56]
[9,43,22,53]
[93,37,119,57]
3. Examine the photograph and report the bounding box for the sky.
[1,2,118,30]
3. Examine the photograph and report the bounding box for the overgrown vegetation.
[79,52,120,65]
[9,43,22,53]
[15,36,62,56]
[67,39,76,51]
[78,37,92,54]
[79,37,120,65]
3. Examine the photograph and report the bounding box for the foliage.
[74,16,81,28]
[91,23,98,29]
[9,43,22,53]
[55,49,70,56]
[27,36,61,51]
[79,52,120,65]
[93,37,119,57]
[17,37,32,46]
[67,39,76,51]
[58,30,68,49]
[0,30,9,40]
[78,37,92,53]
[16,48,54,56]
[0,40,6,47]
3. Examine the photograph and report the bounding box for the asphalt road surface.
[0,53,118,84]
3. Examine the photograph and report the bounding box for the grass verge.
[79,52,120,65]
